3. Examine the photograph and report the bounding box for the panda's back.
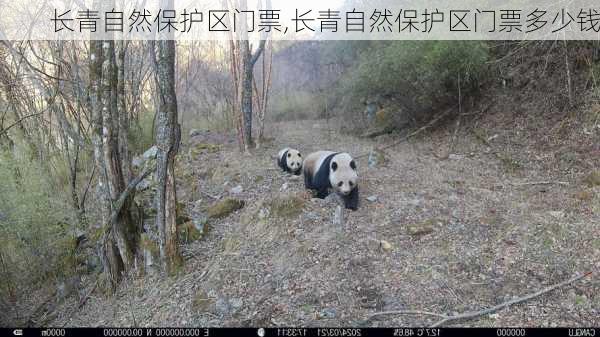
[304,151,338,189]
[278,147,291,160]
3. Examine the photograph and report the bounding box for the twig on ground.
[78,279,99,309]
[367,310,447,321]
[200,190,220,200]
[365,272,592,327]
[430,272,591,327]
[494,181,569,188]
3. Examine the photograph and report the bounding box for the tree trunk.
[102,40,137,274]
[240,40,254,150]
[255,39,273,149]
[90,39,122,289]
[155,38,182,274]
[230,0,266,153]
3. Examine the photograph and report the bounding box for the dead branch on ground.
[365,272,592,327]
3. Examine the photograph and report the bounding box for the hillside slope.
[44,111,599,326]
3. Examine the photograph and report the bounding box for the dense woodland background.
[0,28,599,326]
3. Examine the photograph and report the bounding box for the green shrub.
[338,41,489,128]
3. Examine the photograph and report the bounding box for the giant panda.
[277,148,303,176]
[303,151,359,210]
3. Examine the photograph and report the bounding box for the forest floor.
[46,105,600,327]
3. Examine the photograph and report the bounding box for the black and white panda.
[277,148,303,176]
[303,151,359,210]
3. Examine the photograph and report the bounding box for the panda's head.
[286,149,302,174]
[329,153,358,196]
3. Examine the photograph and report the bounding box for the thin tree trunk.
[90,38,122,290]
[240,39,254,151]
[155,37,182,274]
[255,39,273,149]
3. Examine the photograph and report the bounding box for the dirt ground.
[45,113,599,328]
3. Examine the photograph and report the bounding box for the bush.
[0,148,78,299]
[338,41,489,128]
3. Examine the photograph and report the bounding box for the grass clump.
[266,195,306,218]
[207,198,245,219]
[189,143,221,157]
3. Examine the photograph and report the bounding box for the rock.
[193,214,208,232]
[380,240,393,251]
[305,212,319,220]
[549,211,565,219]
[258,208,270,219]
[368,149,388,168]
[324,193,344,206]
[132,156,144,168]
[207,198,245,219]
[280,183,289,191]
[143,145,159,160]
[137,177,154,191]
[215,298,231,316]
[366,195,378,202]
[189,129,202,138]
[407,198,422,206]
[230,298,243,310]
[132,146,159,169]
[333,205,344,227]
[230,185,243,194]
[319,308,336,319]
[448,154,464,160]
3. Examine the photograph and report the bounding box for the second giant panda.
[303,151,359,210]
[278,148,303,176]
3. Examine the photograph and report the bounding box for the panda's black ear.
[331,161,338,171]
[350,160,357,170]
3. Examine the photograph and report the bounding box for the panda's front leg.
[315,188,329,199]
[343,188,359,210]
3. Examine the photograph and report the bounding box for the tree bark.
[232,0,266,152]
[240,39,254,150]
[155,38,182,274]
[90,39,123,289]
[102,40,137,273]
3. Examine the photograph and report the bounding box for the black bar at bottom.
[1,327,597,337]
